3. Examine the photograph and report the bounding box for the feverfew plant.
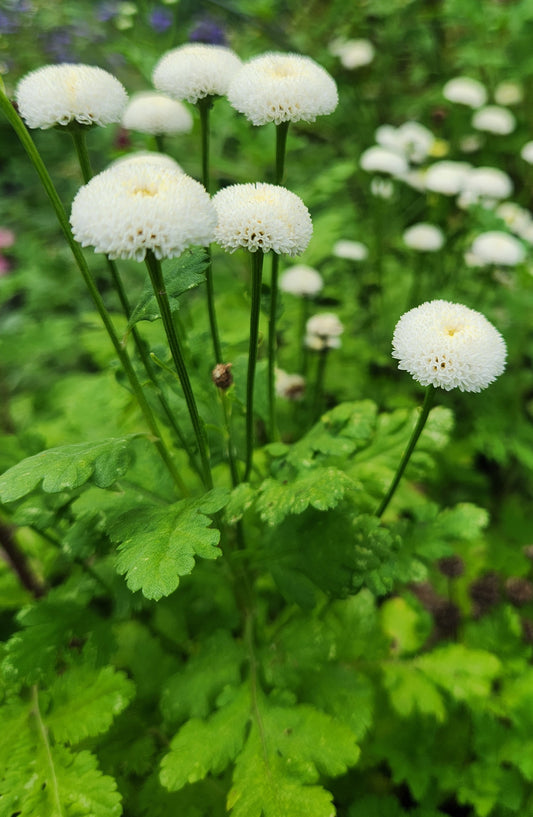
[1,12,533,817]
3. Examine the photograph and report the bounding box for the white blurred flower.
[520,141,533,164]
[470,231,525,266]
[424,160,471,195]
[305,312,344,350]
[109,150,183,172]
[70,163,216,261]
[227,52,338,126]
[332,239,368,261]
[403,223,444,252]
[443,76,487,108]
[472,105,516,135]
[15,63,127,129]
[462,166,513,202]
[360,145,408,176]
[152,44,242,104]
[496,202,533,237]
[280,264,323,297]
[494,81,523,106]
[329,37,375,69]
[122,91,193,135]
[370,178,395,198]
[376,121,434,164]
[459,134,483,154]
[392,300,506,392]
[212,183,313,255]
[275,369,306,400]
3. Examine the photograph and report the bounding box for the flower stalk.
[244,250,265,481]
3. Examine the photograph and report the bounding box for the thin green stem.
[155,133,166,153]
[267,252,280,442]
[31,685,63,817]
[376,385,436,518]
[275,121,290,185]
[244,251,265,481]
[198,97,223,364]
[69,124,93,183]
[311,347,329,421]
[299,297,311,376]
[144,250,213,490]
[219,390,241,487]
[0,87,186,496]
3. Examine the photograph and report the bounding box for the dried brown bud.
[433,600,461,639]
[211,362,233,390]
[437,555,465,579]
[505,577,533,608]
[521,618,533,644]
[469,571,500,616]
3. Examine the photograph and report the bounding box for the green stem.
[69,124,93,183]
[267,252,280,442]
[376,385,436,518]
[155,133,166,153]
[219,390,241,487]
[0,87,187,496]
[311,347,330,422]
[198,97,223,364]
[275,121,289,185]
[244,251,265,481]
[31,685,64,817]
[299,296,311,376]
[144,250,213,490]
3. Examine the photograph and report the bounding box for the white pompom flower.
[442,76,487,108]
[152,44,242,104]
[403,223,444,252]
[70,163,216,262]
[280,264,323,297]
[360,145,408,177]
[328,38,375,69]
[520,141,533,164]
[109,150,183,173]
[212,183,313,256]
[424,160,471,196]
[462,166,513,201]
[122,91,193,135]
[275,369,306,400]
[15,63,128,129]
[470,231,525,266]
[332,239,368,261]
[472,105,516,135]
[305,313,344,350]
[392,300,507,392]
[227,52,338,126]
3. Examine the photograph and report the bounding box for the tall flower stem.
[0,87,188,496]
[376,385,436,518]
[198,96,223,364]
[244,251,265,481]
[267,122,290,442]
[68,125,197,471]
[310,347,330,422]
[144,250,213,490]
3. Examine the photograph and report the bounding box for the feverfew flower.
[392,300,506,392]
[70,163,216,261]
[332,239,368,261]
[443,76,487,108]
[212,183,312,255]
[470,231,525,266]
[109,150,183,172]
[494,81,523,107]
[360,146,408,177]
[403,223,444,252]
[227,52,338,126]
[275,369,306,401]
[520,141,533,164]
[462,166,513,201]
[280,264,323,297]
[424,160,471,196]
[305,313,344,350]
[472,105,516,135]
[15,63,128,129]
[152,43,242,103]
[376,121,435,164]
[496,202,533,238]
[328,37,375,69]
[122,91,193,135]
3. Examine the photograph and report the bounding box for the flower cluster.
[212,183,313,255]
[70,162,216,261]
[392,300,507,392]
[15,63,128,129]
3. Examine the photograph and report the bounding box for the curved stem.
[244,251,265,481]
[376,385,436,518]
[144,250,213,490]
[0,87,186,496]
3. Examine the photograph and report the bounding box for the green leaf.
[415,644,501,701]
[160,685,250,790]
[227,696,359,817]
[380,596,432,655]
[161,630,246,725]
[111,489,229,600]
[0,436,135,502]
[382,664,447,722]
[128,250,208,327]
[257,466,358,526]
[46,664,135,744]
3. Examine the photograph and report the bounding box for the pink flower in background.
[0,228,15,249]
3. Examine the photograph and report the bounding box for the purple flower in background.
[0,12,17,33]
[149,7,173,33]
[95,1,121,22]
[189,17,227,46]
[42,28,75,62]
